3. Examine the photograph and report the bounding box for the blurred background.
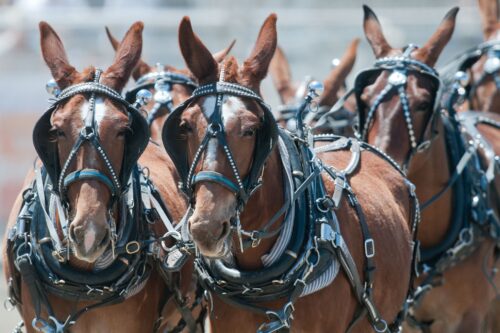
[0,0,483,329]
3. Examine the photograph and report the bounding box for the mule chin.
[71,243,109,263]
[196,238,232,260]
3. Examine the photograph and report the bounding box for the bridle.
[162,70,279,250]
[125,63,198,126]
[441,39,500,107]
[32,69,150,253]
[353,44,442,170]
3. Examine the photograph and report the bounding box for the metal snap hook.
[160,231,182,252]
[3,297,15,311]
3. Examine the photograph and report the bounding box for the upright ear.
[105,26,151,81]
[318,38,360,107]
[269,45,296,104]
[478,0,499,40]
[102,21,143,92]
[413,7,459,67]
[363,5,392,58]
[178,16,218,84]
[213,39,236,63]
[241,14,278,91]
[39,21,78,89]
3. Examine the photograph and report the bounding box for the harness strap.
[35,168,62,252]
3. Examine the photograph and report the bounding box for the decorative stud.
[46,79,61,97]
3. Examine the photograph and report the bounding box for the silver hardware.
[3,297,15,311]
[134,89,153,107]
[484,57,500,74]
[153,80,173,104]
[454,71,470,87]
[331,58,341,68]
[307,81,324,97]
[373,319,388,333]
[46,79,61,97]
[388,71,407,86]
[364,238,375,258]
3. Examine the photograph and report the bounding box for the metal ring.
[3,298,15,311]
[125,241,141,255]
[160,231,182,252]
[373,319,388,333]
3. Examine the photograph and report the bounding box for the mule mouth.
[69,227,111,263]
[190,220,232,259]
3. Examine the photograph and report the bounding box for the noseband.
[354,45,442,169]
[125,63,198,126]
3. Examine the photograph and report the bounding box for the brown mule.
[163,14,417,332]
[357,5,500,332]
[269,39,359,135]
[1,21,187,332]
[105,27,235,144]
[105,25,235,332]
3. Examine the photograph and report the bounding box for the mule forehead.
[80,97,106,129]
[201,95,246,126]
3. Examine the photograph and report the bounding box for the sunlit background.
[0,0,483,329]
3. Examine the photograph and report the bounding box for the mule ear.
[363,5,392,58]
[213,39,236,63]
[102,21,143,92]
[413,7,459,67]
[241,14,278,90]
[178,16,218,84]
[318,38,360,107]
[269,45,296,104]
[105,25,151,82]
[39,21,78,89]
[478,0,499,39]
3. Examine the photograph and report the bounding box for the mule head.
[467,0,500,111]
[269,39,359,132]
[106,26,235,141]
[170,14,277,258]
[39,21,143,262]
[359,6,457,168]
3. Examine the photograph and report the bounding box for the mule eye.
[416,102,431,112]
[49,127,65,139]
[242,128,256,137]
[116,129,129,138]
[180,120,193,133]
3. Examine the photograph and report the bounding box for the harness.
[347,45,500,329]
[440,39,500,107]
[125,63,198,127]
[276,76,356,136]
[161,74,420,332]
[5,71,183,333]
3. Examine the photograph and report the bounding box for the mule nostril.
[98,229,110,248]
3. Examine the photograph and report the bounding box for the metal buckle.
[416,140,431,153]
[125,241,141,255]
[364,238,375,258]
[373,319,388,333]
[80,126,95,139]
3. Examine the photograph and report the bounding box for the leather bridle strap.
[180,81,272,208]
[357,45,441,171]
[50,69,131,202]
